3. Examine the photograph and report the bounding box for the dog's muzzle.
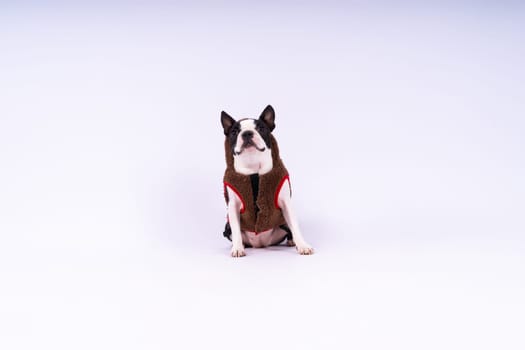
[235,131,266,155]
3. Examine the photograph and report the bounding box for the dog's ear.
[259,105,275,131]
[221,111,236,135]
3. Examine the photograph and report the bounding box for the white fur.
[233,147,273,175]
[233,120,265,154]
[233,120,273,175]
[227,120,314,257]
[227,186,246,257]
[277,179,314,255]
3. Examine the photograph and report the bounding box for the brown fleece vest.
[223,134,290,233]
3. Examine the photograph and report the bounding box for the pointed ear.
[221,111,236,135]
[259,105,275,131]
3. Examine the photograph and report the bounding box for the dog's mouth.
[235,140,266,155]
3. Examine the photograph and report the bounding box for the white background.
[1,1,524,349]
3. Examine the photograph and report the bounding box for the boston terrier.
[221,105,314,257]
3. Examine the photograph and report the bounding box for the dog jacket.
[223,134,290,233]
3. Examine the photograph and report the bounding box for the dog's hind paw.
[296,244,314,255]
[286,239,296,247]
[231,247,246,258]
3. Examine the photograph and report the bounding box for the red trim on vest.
[249,229,272,236]
[224,182,246,214]
[274,175,290,209]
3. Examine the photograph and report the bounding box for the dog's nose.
[242,131,254,140]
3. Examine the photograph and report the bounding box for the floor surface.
[1,2,524,349]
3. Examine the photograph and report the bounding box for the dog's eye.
[255,122,267,133]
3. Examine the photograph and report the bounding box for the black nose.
[242,131,254,140]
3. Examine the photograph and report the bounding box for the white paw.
[231,246,246,258]
[296,243,314,255]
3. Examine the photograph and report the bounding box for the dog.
[221,105,314,257]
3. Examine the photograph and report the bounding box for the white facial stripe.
[239,119,256,131]
[234,119,266,155]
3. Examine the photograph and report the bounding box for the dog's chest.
[233,149,273,175]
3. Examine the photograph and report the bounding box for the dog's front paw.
[231,246,246,258]
[296,243,314,255]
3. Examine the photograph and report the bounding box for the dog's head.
[221,105,276,156]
